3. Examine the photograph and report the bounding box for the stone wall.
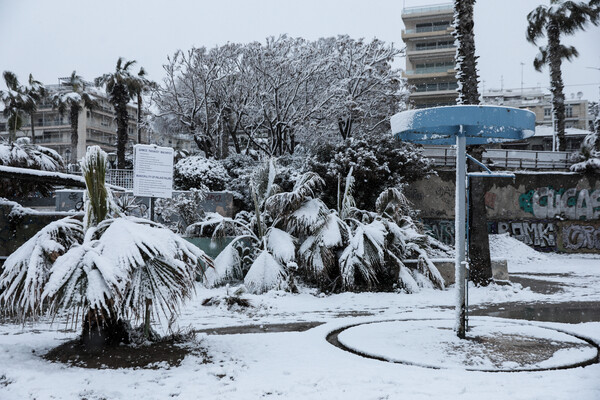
[405,171,600,253]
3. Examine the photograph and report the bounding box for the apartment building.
[401,3,458,109]
[483,88,591,151]
[0,76,146,163]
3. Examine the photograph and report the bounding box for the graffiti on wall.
[422,219,455,246]
[519,187,600,220]
[561,222,600,251]
[497,221,556,249]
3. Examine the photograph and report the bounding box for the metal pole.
[455,128,467,339]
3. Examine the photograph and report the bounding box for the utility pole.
[520,62,525,96]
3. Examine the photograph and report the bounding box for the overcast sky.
[1,0,599,101]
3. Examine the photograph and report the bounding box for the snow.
[1,241,600,398]
[534,125,590,137]
[244,250,287,294]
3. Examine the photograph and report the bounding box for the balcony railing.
[404,26,451,34]
[402,3,453,15]
[422,147,572,170]
[406,67,455,75]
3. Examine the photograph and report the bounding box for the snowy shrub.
[306,134,433,209]
[174,155,231,191]
[0,137,64,197]
[219,153,260,211]
[570,131,600,173]
[198,160,445,294]
[154,188,207,233]
[0,146,212,348]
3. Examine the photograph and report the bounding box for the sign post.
[133,144,174,220]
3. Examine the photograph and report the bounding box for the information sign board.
[133,144,174,198]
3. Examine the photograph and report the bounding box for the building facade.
[0,76,146,163]
[483,88,591,151]
[401,3,458,109]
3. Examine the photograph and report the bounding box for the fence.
[106,169,134,189]
[422,147,572,170]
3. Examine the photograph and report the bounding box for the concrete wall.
[0,203,77,263]
[56,190,235,219]
[405,171,600,253]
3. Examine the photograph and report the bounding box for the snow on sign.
[133,144,174,198]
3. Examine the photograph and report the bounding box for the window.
[415,20,451,33]
[544,108,551,119]
[565,105,573,118]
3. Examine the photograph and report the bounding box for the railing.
[404,26,451,34]
[106,169,134,189]
[402,3,453,15]
[406,67,455,75]
[422,147,572,170]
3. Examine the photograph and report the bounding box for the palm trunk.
[115,96,129,169]
[30,112,36,144]
[70,106,79,163]
[454,0,493,286]
[137,92,143,144]
[547,22,566,152]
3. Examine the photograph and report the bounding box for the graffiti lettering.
[497,221,556,248]
[520,187,600,220]
[423,220,454,245]
[563,224,600,250]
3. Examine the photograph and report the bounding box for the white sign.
[133,144,174,198]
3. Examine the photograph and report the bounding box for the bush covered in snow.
[0,146,212,348]
[570,131,600,173]
[194,160,448,294]
[174,155,231,191]
[306,134,433,209]
[0,137,64,197]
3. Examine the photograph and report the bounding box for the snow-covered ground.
[1,235,599,399]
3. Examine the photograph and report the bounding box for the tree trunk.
[454,0,493,286]
[30,112,36,144]
[115,89,129,169]
[81,306,129,349]
[70,106,79,163]
[547,22,566,152]
[137,92,143,144]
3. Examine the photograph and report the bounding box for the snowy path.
[1,251,599,399]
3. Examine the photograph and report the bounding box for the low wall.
[0,201,78,264]
[55,190,235,219]
[406,171,600,253]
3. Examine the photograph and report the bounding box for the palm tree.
[0,146,212,347]
[1,71,32,143]
[95,58,140,169]
[51,71,96,162]
[129,67,154,145]
[526,0,600,151]
[23,74,46,144]
[453,0,494,289]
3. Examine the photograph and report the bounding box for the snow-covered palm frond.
[298,212,347,277]
[265,227,296,264]
[339,220,386,290]
[43,217,212,323]
[252,158,280,205]
[407,243,445,289]
[244,250,288,294]
[0,138,63,171]
[265,172,324,216]
[186,213,254,238]
[0,218,83,318]
[376,187,412,221]
[340,167,356,219]
[284,198,329,236]
[208,235,256,287]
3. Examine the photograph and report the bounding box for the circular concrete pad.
[331,319,599,372]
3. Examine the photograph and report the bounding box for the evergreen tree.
[526,0,600,151]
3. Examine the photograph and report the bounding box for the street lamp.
[107,152,117,169]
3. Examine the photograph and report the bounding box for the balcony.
[402,3,453,16]
[402,26,454,40]
[405,67,456,79]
